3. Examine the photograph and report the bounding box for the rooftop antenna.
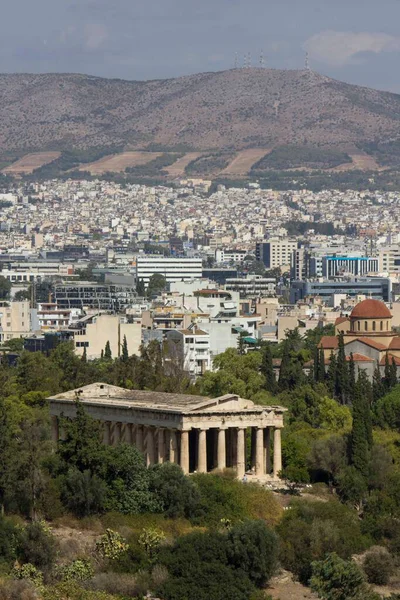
[248,52,252,68]
[234,52,238,69]
[259,50,265,68]
[243,53,247,68]
[305,52,310,71]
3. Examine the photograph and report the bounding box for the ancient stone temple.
[49,383,287,481]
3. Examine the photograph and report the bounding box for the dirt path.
[267,573,319,600]
[2,151,61,174]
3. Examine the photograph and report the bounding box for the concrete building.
[165,325,211,378]
[136,256,202,286]
[49,382,286,480]
[54,281,137,311]
[35,303,72,331]
[72,314,141,360]
[290,278,392,304]
[0,300,30,342]
[256,239,297,270]
[225,275,276,297]
[215,249,247,264]
[322,256,379,278]
[379,246,400,274]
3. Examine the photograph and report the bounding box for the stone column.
[236,428,246,479]
[180,430,190,474]
[124,423,133,445]
[264,428,271,474]
[169,430,178,463]
[136,425,144,453]
[103,421,111,445]
[256,427,264,477]
[114,422,122,446]
[217,428,226,470]
[197,429,207,473]
[146,428,155,467]
[273,428,282,478]
[51,416,59,443]
[251,427,256,469]
[158,428,165,464]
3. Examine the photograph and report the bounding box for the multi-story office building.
[290,277,392,304]
[225,275,276,297]
[322,256,379,278]
[0,262,74,283]
[256,239,297,270]
[215,249,247,264]
[136,256,202,286]
[54,282,136,311]
[379,246,400,274]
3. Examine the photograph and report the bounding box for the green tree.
[260,344,276,394]
[0,277,11,300]
[385,352,392,392]
[104,341,112,360]
[335,332,349,404]
[147,273,167,298]
[390,357,398,389]
[350,375,373,479]
[14,289,31,301]
[136,279,146,297]
[148,462,200,519]
[327,352,337,397]
[372,362,385,403]
[310,553,367,600]
[0,398,17,515]
[316,348,326,383]
[348,353,356,398]
[121,335,129,362]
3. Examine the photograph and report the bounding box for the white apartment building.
[165,326,211,378]
[36,303,72,331]
[225,275,276,297]
[1,262,74,283]
[379,246,400,273]
[256,239,297,270]
[72,314,142,360]
[0,301,31,342]
[136,256,202,286]
[215,249,247,264]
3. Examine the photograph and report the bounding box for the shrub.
[95,529,129,561]
[149,462,200,518]
[43,581,116,600]
[310,553,367,600]
[0,518,19,567]
[17,522,57,570]
[12,562,43,590]
[138,527,166,560]
[227,520,278,587]
[56,559,94,582]
[60,468,107,517]
[363,548,395,585]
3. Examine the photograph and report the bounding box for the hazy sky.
[3,0,400,92]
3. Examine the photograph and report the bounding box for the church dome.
[350,299,392,319]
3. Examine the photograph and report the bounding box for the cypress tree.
[121,335,129,362]
[317,348,326,383]
[327,351,337,396]
[372,362,384,402]
[278,340,291,391]
[348,353,356,401]
[384,352,391,392]
[313,346,320,383]
[261,344,276,394]
[390,357,398,389]
[81,346,87,363]
[350,373,372,479]
[104,341,112,361]
[335,332,349,404]
[136,279,146,297]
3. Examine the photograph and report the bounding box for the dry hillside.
[1,68,400,153]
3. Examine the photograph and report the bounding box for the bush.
[310,553,367,600]
[56,559,94,582]
[60,468,107,517]
[277,499,370,584]
[363,548,395,585]
[95,529,129,561]
[227,520,278,587]
[17,522,57,570]
[0,580,37,600]
[0,518,19,568]
[149,462,200,519]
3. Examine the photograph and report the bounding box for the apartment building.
[72,314,141,360]
[165,325,211,378]
[379,246,400,274]
[54,281,136,311]
[256,239,297,270]
[136,256,202,285]
[0,300,31,342]
[35,303,72,331]
[225,275,275,297]
[215,249,247,264]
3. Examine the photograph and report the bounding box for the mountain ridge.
[1,68,400,154]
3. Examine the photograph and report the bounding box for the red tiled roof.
[379,354,400,366]
[346,353,374,363]
[346,337,387,351]
[350,299,392,319]
[389,337,400,350]
[335,317,349,326]
[319,336,339,349]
